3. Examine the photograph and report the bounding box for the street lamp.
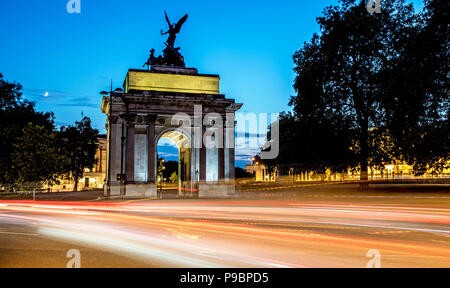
[158,158,166,199]
[100,86,124,198]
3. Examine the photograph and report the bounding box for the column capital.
[147,114,158,124]
[127,114,137,126]
[110,115,119,124]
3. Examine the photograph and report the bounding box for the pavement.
[0,183,449,268]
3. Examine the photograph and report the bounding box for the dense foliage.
[268,0,449,179]
[0,74,99,191]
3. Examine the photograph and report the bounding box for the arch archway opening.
[156,130,192,198]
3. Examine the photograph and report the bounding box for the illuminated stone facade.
[101,66,242,198]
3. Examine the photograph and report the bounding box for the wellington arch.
[101,66,242,199]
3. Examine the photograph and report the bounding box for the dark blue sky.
[0,0,423,166]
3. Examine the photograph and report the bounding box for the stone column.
[218,123,225,181]
[107,115,122,196]
[147,116,157,183]
[108,116,120,183]
[126,122,135,184]
[200,125,207,181]
[105,121,112,196]
[228,147,235,180]
[225,114,236,181]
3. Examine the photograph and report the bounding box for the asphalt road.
[0,184,449,268]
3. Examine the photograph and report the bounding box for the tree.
[265,112,357,176]
[12,123,63,189]
[59,117,99,191]
[290,0,417,186]
[0,74,55,190]
[0,75,102,192]
[351,127,396,178]
[157,159,179,183]
[169,172,178,183]
[0,73,23,109]
[157,157,166,183]
[161,160,179,181]
[235,167,253,178]
[381,0,449,174]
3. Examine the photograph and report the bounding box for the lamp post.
[119,92,131,200]
[158,158,165,199]
[100,86,124,198]
[119,110,127,200]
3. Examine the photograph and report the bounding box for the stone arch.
[101,66,242,199]
[155,127,193,195]
[155,127,192,150]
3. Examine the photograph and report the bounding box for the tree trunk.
[359,126,369,190]
[74,176,79,192]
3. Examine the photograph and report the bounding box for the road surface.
[0,185,449,268]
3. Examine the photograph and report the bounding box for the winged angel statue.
[144,11,189,68]
[161,11,188,48]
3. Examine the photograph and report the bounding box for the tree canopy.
[0,74,56,189]
[12,123,63,188]
[270,0,449,179]
[0,74,100,191]
[58,117,99,191]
